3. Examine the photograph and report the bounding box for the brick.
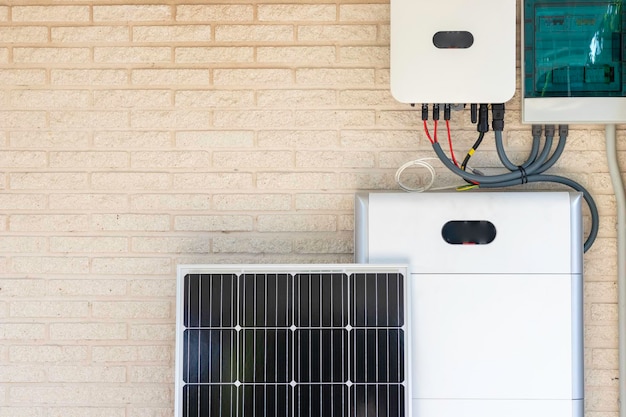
[0,6,7,21]
[10,385,171,406]
[11,90,91,109]
[213,236,292,254]
[296,68,375,85]
[0,69,45,86]
[214,25,293,42]
[0,279,46,298]
[9,345,87,363]
[0,194,46,210]
[13,47,90,63]
[134,25,212,42]
[49,194,127,211]
[91,172,171,190]
[212,193,291,211]
[257,46,336,64]
[50,151,128,168]
[131,236,210,253]
[175,46,253,63]
[50,237,128,253]
[298,24,377,41]
[175,90,254,108]
[10,173,88,190]
[339,4,390,21]
[131,151,210,168]
[0,365,46,382]
[0,323,45,340]
[258,4,336,21]
[131,366,173,383]
[0,236,45,253]
[257,172,338,189]
[50,111,128,129]
[92,301,170,319]
[339,171,398,189]
[50,323,127,340]
[93,5,172,22]
[93,131,172,149]
[592,348,618,369]
[340,46,390,65]
[176,5,254,22]
[10,301,89,318]
[257,130,338,148]
[130,194,211,211]
[129,279,176,297]
[174,215,253,232]
[125,408,174,417]
[51,69,128,86]
[93,214,170,232]
[48,366,126,383]
[586,281,618,302]
[9,214,89,232]
[47,408,126,417]
[585,325,618,348]
[92,345,170,363]
[12,6,90,22]
[91,257,170,275]
[214,110,293,128]
[0,407,45,417]
[295,193,354,210]
[47,279,126,296]
[132,69,209,86]
[173,172,253,190]
[213,150,293,168]
[214,69,293,86]
[0,111,46,128]
[94,90,171,108]
[94,47,171,63]
[130,324,175,341]
[257,89,336,107]
[52,26,129,43]
[131,110,210,129]
[294,235,353,253]
[0,26,48,42]
[257,214,336,232]
[296,150,375,168]
[12,256,89,274]
[296,110,375,127]
[9,131,89,149]
[0,151,46,167]
[339,89,399,106]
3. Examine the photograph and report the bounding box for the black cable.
[460,132,485,171]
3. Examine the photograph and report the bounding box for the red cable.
[446,120,459,167]
[433,119,438,144]
[423,120,434,144]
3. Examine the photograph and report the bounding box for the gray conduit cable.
[605,124,626,417]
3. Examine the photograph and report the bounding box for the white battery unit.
[355,191,584,417]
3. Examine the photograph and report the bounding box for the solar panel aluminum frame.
[175,264,411,417]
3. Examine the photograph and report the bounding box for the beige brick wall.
[0,1,622,415]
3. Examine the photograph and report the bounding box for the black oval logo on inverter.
[442,220,496,245]
[433,31,474,49]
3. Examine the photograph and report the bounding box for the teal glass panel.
[524,0,625,97]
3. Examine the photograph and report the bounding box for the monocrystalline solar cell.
[177,267,406,417]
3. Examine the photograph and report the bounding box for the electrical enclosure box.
[390,0,516,104]
[522,0,626,123]
[355,191,584,417]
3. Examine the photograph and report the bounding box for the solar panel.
[175,265,408,417]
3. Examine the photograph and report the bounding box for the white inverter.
[355,191,584,417]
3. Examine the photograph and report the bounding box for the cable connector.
[558,124,569,137]
[544,124,555,137]
[432,104,440,121]
[477,104,489,133]
[531,124,542,137]
[491,103,505,132]
[470,104,478,124]
[443,104,451,121]
[421,104,429,121]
